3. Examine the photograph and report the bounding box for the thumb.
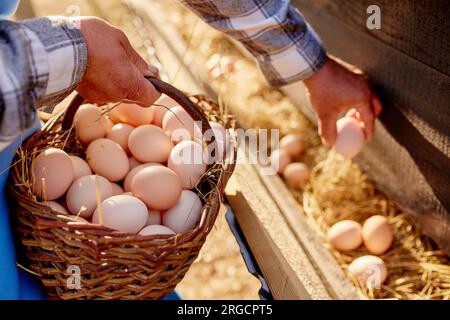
[126,66,161,106]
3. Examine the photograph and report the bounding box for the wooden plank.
[225,151,333,299]
[256,168,360,300]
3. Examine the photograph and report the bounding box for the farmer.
[0,0,381,299]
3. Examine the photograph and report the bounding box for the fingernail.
[145,65,159,77]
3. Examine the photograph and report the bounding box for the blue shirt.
[0,119,45,299]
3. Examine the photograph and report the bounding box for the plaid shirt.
[0,0,326,150]
[181,0,327,86]
[0,17,87,150]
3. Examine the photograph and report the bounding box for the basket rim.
[10,82,236,250]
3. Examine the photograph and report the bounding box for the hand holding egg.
[334,116,365,159]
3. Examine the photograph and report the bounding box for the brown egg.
[168,141,207,189]
[146,209,161,226]
[362,215,393,255]
[69,155,92,180]
[327,220,363,251]
[139,225,175,236]
[106,123,135,154]
[334,117,365,159]
[74,104,108,145]
[280,134,306,157]
[86,138,129,182]
[282,163,310,189]
[110,182,124,196]
[152,95,178,127]
[131,166,182,210]
[108,102,154,127]
[162,106,202,143]
[128,125,174,163]
[123,163,161,192]
[66,175,113,219]
[163,190,202,233]
[42,201,68,215]
[128,157,142,170]
[32,148,74,200]
[348,255,388,289]
[270,149,291,174]
[92,195,147,234]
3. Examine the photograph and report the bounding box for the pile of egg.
[270,134,311,189]
[31,95,229,237]
[327,216,394,289]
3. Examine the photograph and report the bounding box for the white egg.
[163,190,202,233]
[92,195,148,234]
[167,141,207,189]
[139,225,175,236]
[66,175,113,219]
[348,255,388,289]
[42,201,68,214]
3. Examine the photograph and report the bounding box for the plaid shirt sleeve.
[0,17,87,150]
[180,0,327,86]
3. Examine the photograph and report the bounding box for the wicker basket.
[8,77,236,300]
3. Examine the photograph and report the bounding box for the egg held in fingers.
[334,117,365,159]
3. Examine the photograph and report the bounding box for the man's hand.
[76,17,161,105]
[304,56,382,146]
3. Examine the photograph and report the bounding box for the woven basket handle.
[62,77,213,138]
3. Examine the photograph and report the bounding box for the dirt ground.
[26,0,261,300]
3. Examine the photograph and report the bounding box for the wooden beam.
[225,150,333,299]
[256,169,360,300]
